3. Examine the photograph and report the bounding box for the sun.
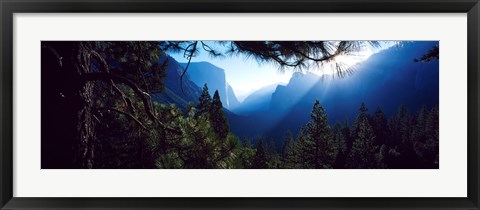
[314,52,371,76]
[334,54,364,67]
[312,41,398,76]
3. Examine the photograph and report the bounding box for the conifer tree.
[332,123,347,168]
[388,111,401,147]
[398,105,412,146]
[386,105,415,168]
[412,105,428,162]
[301,100,336,168]
[252,139,267,169]
[266,138,281,168]
[372,107,389,146]
[347,103,378,168]
[350,103,369,137]
[209,90,230,139]
[239,138,256,169]
[196,84,212,115]
[340,119,352,153]
[424,107,439,168]
[375,144,388,168]
[282,131,294,157]
[397,105,417,168]
[296,127,310,168]
[281,131,299,168]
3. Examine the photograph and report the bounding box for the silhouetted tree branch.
[180,41,197,94]
[80,73,155,120]
[95,107,147,129]
[414,45,439,63]
[168,41,387,78]
[79,72,181,135]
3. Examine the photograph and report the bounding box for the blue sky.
[170,42,292,101]
[169,41,393,101]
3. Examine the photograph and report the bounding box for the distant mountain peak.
[180,61,240,110]
[292,71,304,78]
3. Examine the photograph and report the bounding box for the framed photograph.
[1,0,479,209]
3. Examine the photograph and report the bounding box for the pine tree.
[266,138,281,168]
[282,131,299,168]
[301,100,336,168]
[209,90,230,139]
[282,131,293,155]
[412,105,428,164]
[397,105,417,168]
[388,110,401,148]
[196,84,212,115]
[398,105,412,146]
[239,138,256,169]
[332,122,347,168]
[375,144,388,168]
[252,139,267,169]
[346,102,378,168]
[341,118,352,153]
[372,107,389,146]
[296,127,310,168]
[424,107,439,168]
[215,133,241,169]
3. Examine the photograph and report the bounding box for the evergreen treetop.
[196,84,212,115]
[209,90,230,139]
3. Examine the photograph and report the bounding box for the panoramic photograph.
[41,41,439,169]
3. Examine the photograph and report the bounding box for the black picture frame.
[1,0,479,209]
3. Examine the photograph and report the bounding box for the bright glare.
[313,42,397,76]
[171,41,398,99]
[310,53,369,76]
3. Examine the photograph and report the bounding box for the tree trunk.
[42,41,97,168]
[76,81,96,168]
[73,42,97,169]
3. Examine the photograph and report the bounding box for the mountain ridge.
[229,42,439,145]
[180,62,241,110]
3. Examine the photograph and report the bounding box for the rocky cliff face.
[182,62,240,110]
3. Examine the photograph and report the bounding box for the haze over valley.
[161,41,439,147]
